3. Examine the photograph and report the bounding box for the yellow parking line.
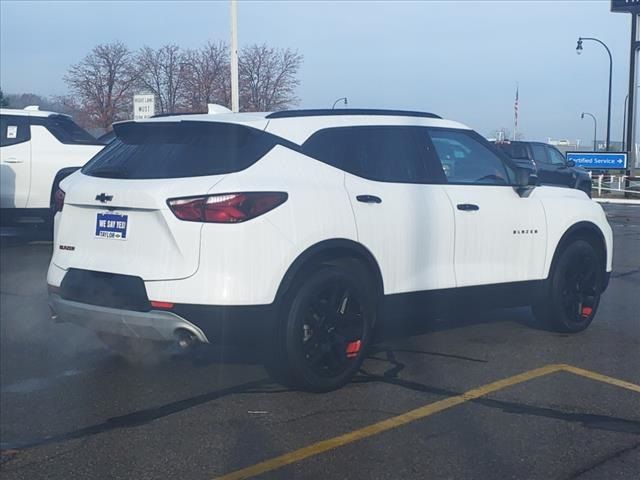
[214,363,640,480]
[561,364,640,393]
[214,364,564,480]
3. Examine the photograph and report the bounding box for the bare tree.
[181,42,230,112]
[136,45,186,114]
[64,42,137,130]
[239,44,303,111]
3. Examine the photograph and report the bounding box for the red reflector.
[150,301,174,310]
[581,306,593,317]
[47,284,61,294]
[167,192,287,223]
[346,340,362,359]
[53,188,65,214]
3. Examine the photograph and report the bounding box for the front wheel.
[533,239,603,333]
[270,264,376,392]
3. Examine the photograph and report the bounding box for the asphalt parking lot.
[1,203,639,480]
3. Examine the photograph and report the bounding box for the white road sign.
[133,94,155,120]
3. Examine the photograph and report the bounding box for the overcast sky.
[0,0,633,142]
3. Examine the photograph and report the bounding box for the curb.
[594,198,640,205]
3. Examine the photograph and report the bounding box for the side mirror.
[566,159,576,167]
[514,167,538,197]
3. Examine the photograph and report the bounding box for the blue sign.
[95,212,128,239]
[565,152,627,170]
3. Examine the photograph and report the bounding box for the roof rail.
[24,105,40,111]
[266,108,441,119]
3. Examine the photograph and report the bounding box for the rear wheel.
[270,263,376,392]
[533,239,603,333]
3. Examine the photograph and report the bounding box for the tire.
[533,239,603,333]
[269,263,376,392]
[97,332,169,364]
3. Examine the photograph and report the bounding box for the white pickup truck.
[0,107,103,227]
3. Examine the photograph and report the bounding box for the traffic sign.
[133,94,155,120]
[566,152,627,170]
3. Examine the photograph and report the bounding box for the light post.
[332,97,348,109]
[622,86,639,150]
[577,37,613,151]
[581,112,598,151]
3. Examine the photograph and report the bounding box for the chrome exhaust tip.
[175,329,199,350]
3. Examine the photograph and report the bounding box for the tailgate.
[52,173,224,281]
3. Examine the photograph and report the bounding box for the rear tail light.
[167,192,287,223]
[53,188,66,214]
[150,300,174,310]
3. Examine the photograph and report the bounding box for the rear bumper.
[48,294,275,345]
[49,294,209,343]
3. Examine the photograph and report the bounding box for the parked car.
[47,109,612,392]
[0,106,103,227]
[491,140,592,197]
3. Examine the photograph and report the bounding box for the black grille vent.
[60,269,150,312]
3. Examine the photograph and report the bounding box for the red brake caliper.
[346,340,362,359]
[581,306,593,318]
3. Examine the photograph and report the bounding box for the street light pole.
[581,112,598,151]
[332,97,348,109]
[230,0,239,113]
[577,37,613,151]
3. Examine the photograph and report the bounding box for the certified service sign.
[566,152,627,170]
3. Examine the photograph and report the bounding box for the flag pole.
[513,83,519,141]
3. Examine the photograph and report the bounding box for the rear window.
[82,121,286,179]
[0,115,30,146]
[495,142,529,160]
[31,115,99,145]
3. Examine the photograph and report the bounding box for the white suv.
[0,107,103,226]
[47,109,613,391]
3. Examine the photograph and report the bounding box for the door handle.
[356,195,382,204]
[3,158,24,164]
[457,203,479,211]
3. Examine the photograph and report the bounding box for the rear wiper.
[88,167,129,178]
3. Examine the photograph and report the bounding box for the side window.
[427,129,513,185]
[530,144,549,164]
[302,126,445,183]
[545,146,566,166]
[30,115,98,145]
[0,115,31,147]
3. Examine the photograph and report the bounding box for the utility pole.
[626,14,638,174]
[230,0,240,113]
[612,0,640,176]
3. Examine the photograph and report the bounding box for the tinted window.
[82,121,285,179]
[302,126,446,183]
[530,144,549,164]
[31,115,99,145]
[0,115,30,147]
[545,146,566,166]
[428,129,513,185]
[495,142,529,160]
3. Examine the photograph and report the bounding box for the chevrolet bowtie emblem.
[95,193,113,203]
